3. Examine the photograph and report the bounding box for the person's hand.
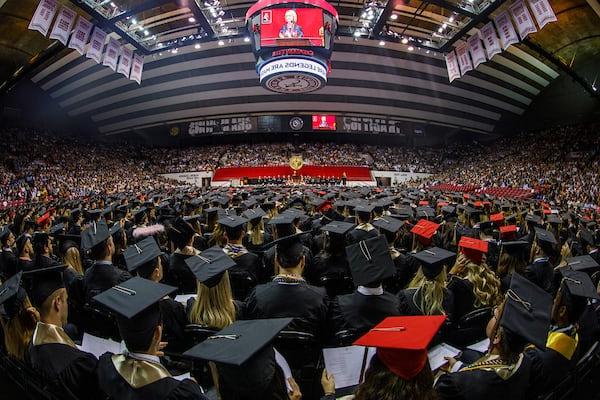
[321,369,335,396]
[156,341,168,357]
[287,377,302,400]
[443,356,458,371]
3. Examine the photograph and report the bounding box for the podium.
[275,38,314,46]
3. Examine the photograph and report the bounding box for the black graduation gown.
[435,354,533,400]
[228,251,262,283]
[27,323,100,400]
[346,225,378,244]
[330,291,400,334]
[313,253,350,280]
[159,297,188,352]
[523,258,553,293]
[83,261,132,303]
[447,275,476,321]
[243,279,329,338]
[1,248,17,279]
[262,245,317,285]
[163,252,197,294]
[397,287,455,323]
[392,251,419,291]
[97,353,207,400]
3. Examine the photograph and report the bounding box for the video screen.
[260,8,325,47]
[312,115,336,130]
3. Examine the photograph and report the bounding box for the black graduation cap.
[0,225,12,241]
[0,271,27,319]
[86,209,103,220]
[416,207,435,219]
[48,223,65,236]
[81,220,111,250]
[566,255,600,272]
[373,217,404,234]
[526,214,543,226]
[218,215,248,230]
[411,247,456,279]
[23,264,66,308]
[183,318,292,366]
[215,196,230,207]
[242,207,266,221]
[580,230,594,247]
[546,214,562,225]
[501,240,529,257]
[31,231,50,248]
[355,204,375,214]
[463,206,482,216]
[345,236,395,286]
[124,237,163,273]
[534,227,558,246]
[501,273,552,349]
[559,268,600,300]
[109,222,122,236]
[320,221,355,235]
[267,214,295,226]
[441,205,456,214]
[184,246,237,288]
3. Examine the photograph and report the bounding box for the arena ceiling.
[0,0,599,135]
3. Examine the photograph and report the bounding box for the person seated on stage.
[164,217,202,294]
[184,318,301,400]
[82,220,131,304]
[94,277,208,400]
[0,272,39,361]
[314,221,354,282]
[330,236,400,335]
[25,264,101,399]
[524,227,557,293]
[525,268,598,396]
[185,246,244,330]
[218,215,262,286]
[243,232,328,339]
[346,205,378,244]
[497,241,529,293]
[435,273,552,400]
[123,236,187,351]
[321,315,444,400]
[398,247,455,323]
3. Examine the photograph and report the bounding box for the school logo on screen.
[290,117,304,130]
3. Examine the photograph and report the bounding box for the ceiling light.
[354,30,361,37]
[244,37,250,42]
[401,37,408,44]
[379,40,385,46]
[407,46,414,51]
[157,43,163,48]
[144,30,149,36]
[449,16,455,22]
[438,27,443,33]
[171,48,178,54]
[131,18,137,24]
[218,40,224,46]
[195,43,201,49]
[426,50,430,54]
[390,14,398,20]
[159,52,163,56]
[189,17,196,23]
[442,23,447,29]
[110,2,116,6]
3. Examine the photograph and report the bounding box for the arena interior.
[0,0,600,399]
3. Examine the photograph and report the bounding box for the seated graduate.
[82,220,131,303]
[1,225,17,280]
[321,315,444,400]
[496,241,529,293]
[244,232,328,338]
[410,219,441,253]
[346,205,378,244]
[93,277,208,400]
[31,231,61,270]
[218,215,262,287]
[184,318,299,400]
[0,272,39,361]
[398,247,455,323]
[185,245,243,327]
[164,217,200,294]
[25,264,101,399]
[435,273,553,400]
[330,236,400,335]
[525,267,598,396]
[243,207,271,252]
[123,236,187,352]
[314,221,354,281]
[15,233,35,272]
[524,227,557,293]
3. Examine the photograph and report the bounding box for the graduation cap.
[81,220,111,251]
[0,272,27,319]
[321,221,355,236]
[489,213,504,224]
[416,207,435,219]
[353,316,446,379]
[559,268,600,301]
[501,241,529,258]
[501,273,552,349]
[183,318,292,366]
[526,214,543,226]
[441,205,456,215]
[410,219,440,243]
[267,214,295,226]
[463,206,482,217]
[31,231,50,248]
[355,204,375,215]
[458,236,489,264]
[534,227,558,246]
[499,225,518,240]
[565,255,600,272]
[184,246,237,288]
[373,217,404,234]
[242,207,266,221]
[109,222,122,236]
[411,247,455,279]
[546,214,562,225]
[48,223,65,236]
[345,236,396,286]
[218,215,248,230]
[23,264,66,308]
[263,232,310,268]
[0,225,11,241]
[580,230,594,247]
[124,237,163,273]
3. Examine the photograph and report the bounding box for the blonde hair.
[209,224,227,247]
[188,272,236,329]
[451,254,502,308]
[408,267,448,316]
[285,9,298,22]
[63,246,84,275]
[248,219,265,246]
[1,296,38,361]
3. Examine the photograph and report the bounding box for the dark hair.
[224,226,244,241]
[499,327,527,359]
[357,211,371,223]
[354,354,437,400]
[118,305,162,353]
[136,258,159,280]
[89,239,110,260]
[560,286,587,323]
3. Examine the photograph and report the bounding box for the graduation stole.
[223,243,249,259]
[460,354,523,380]
[546,327,578,360]
[111,354,171,388]
[356,223,375,232]
[32,322,76,349]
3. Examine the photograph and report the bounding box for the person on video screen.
[279,10,303,38]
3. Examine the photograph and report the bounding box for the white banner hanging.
[479,22,502,59]
[528,0,557,29]
[86,26,107,64]
[130,53,145,85]
[68,17,93,55]
[28,0,58,37]
[102,38,120,71]
[455,44,473,76]
[444,51,460,83]
[494,11,519,50]
[509,0,537,39]
[117,47,134,78]
[49,5,77,45]
[467,34,487,69]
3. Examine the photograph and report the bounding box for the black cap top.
[580,230,594,247]
[184,246,237,288]
[242,207,267,221]
[267,214,295,226]
[441,205,456,214]
[526,214,543,226]
[0,225,11,241]
[416,207,436,219]
[81,220,111,250]
[546,214,562,225]
[48,223,65,236]
[373,217,404,234]
[321,221,355,235]
[124,237,163,273]
[23,264,66,308]
[355,204,375,214]
[412,247,456,280]
[559,268,600,300]
[565,255,600,272]
[534,227,558,246]
[345,236,396,286]
[183,318,293,366]
[218,215,248,230]
[501,273,552,349]
[501,240,530,257]
[0,272,27,319]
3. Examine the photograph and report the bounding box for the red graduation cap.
[458,236,489,264]
[354,316,446,379]
[463,193,470,199]
[419,200,430,206]
[499,225,518,240]
[490,213,505,224]
[36,212,50,226]
[473,201,483,208]
[411,219,440,245]
[437,201,449,207]
[543,209,552,215]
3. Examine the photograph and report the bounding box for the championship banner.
[68,17,93,55]
[28,0,58,37]
[509,0,537,39]
[130,53,145,84]
[49,5,77,45]
[117,47,134,78]
[494,11,519,50]
[102,37,120,72]
[86,26,107,64]
[455,44,473,76]
[528,0,557,29]
[444,51,460,83]
[479,22,502,60]
[467,34,487,69]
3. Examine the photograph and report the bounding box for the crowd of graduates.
[1,183,600,400]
